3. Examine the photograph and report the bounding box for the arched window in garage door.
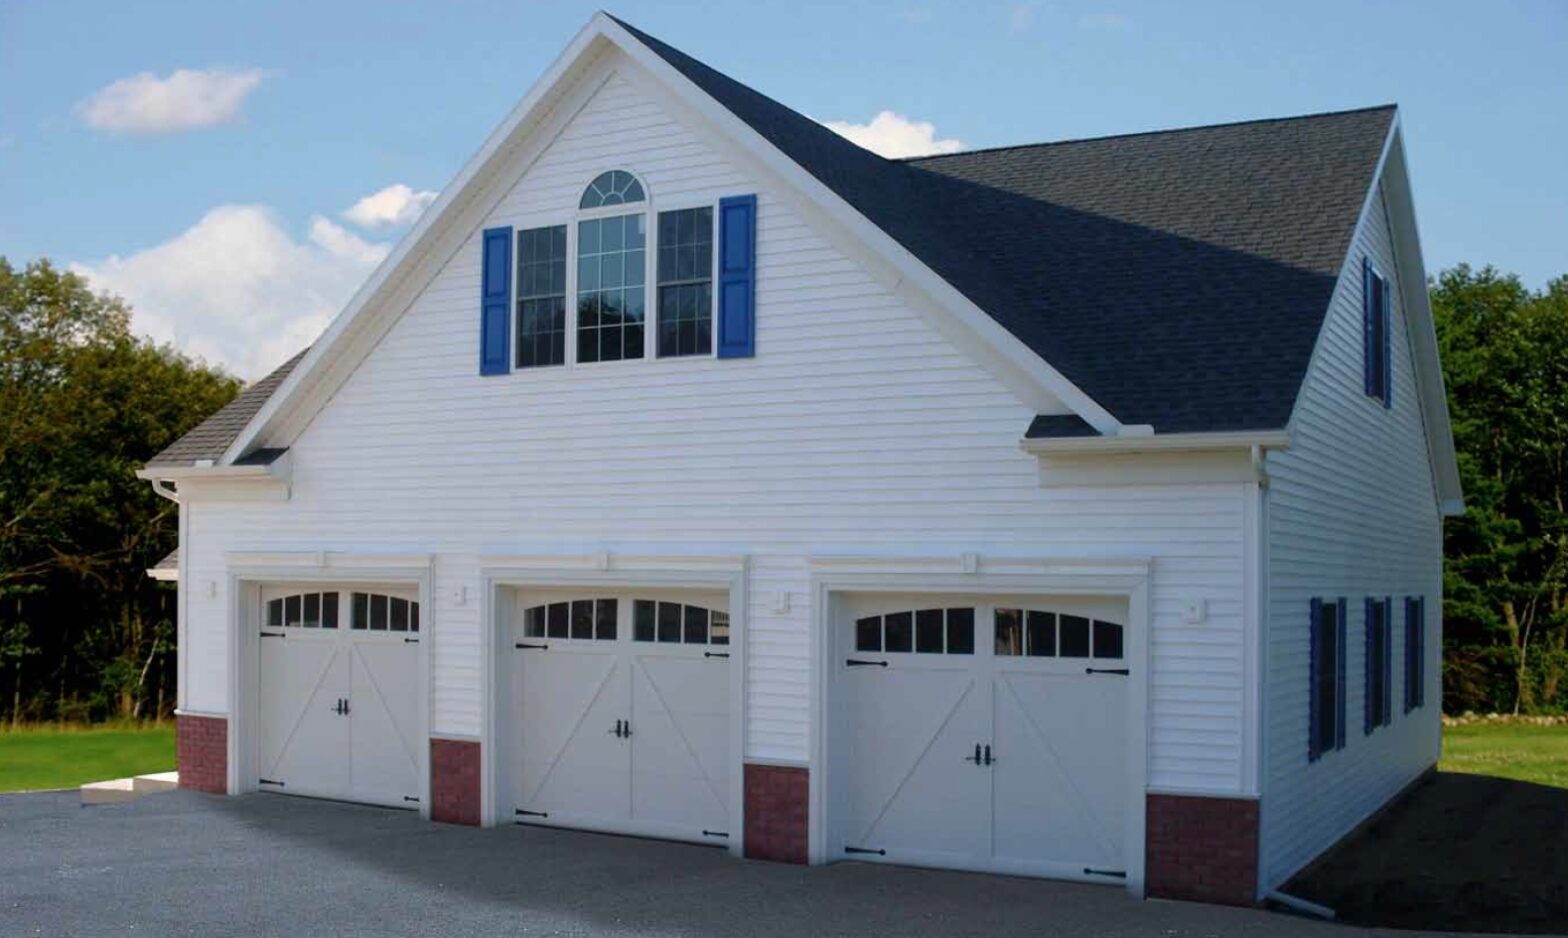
[992,608,1123,659]
[350,592,420,633]
[520,599,618,640]
[853,607,975,655]
[632,600,730,645]
[265,591,339,630]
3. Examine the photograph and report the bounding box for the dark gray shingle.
[144,348,308,467]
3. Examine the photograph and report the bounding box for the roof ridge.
[901,103,1398,163]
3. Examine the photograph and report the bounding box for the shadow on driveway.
[2,788,1430,937]
[1286,772,1568,934]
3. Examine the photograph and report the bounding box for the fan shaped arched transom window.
[579,170,645,209]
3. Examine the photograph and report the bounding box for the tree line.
[0,257,1564,722]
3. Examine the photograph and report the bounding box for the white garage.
[827,593,1138,883]
[256,584,425,808]
[499,588,734,846]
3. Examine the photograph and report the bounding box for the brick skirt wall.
[1146,793,1259,905]
[176,714,228,794]
[431,738,481,826]
[744,763,808,863]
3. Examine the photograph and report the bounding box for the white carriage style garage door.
[507,590,731,845]
[832,594,1131,883]
[257,585,423,808]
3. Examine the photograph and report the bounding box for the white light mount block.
[1181,597,1207,624]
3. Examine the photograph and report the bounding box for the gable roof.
[145,347,307,467]
[614,16,1393,434]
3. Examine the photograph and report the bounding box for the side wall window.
[1363,258,1392,407]
[1404,596,1426,712]
[656,207,714,358]
[1364,597,1393,734]
[516,225,568,368]
[1310,597,1347,760]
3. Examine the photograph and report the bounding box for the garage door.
[508,591,731,845]
[833,595,1130,883]
[258,586,423,808]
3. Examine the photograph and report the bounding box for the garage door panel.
[842,672,989,859]
[348,642,422,807]
[630,656,729,836]
[993,671,1124,872]
[260,636,349,794]
[516,652,630,823]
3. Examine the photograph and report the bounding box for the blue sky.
[2,1,1564,378]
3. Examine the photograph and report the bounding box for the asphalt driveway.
[2,789,1439,938]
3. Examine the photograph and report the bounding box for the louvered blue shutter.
[1335,597,1348,750]
[480,227,512,376]
[1364,598,1375,735]
[716,194,756,359]
[1362,259,1376,397]
[1382,596,1394,724]
[1381,273,1394,408]
[1308,598,1322,762]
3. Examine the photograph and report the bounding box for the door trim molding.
[478,554,748,857]
[808,558,1150,897]
[225,557,435,821]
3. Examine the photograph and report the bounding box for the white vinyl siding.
[176,55,1253,792]
[1259,180,1443,889]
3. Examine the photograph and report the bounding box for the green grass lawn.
[0,723,175,792]
[1440,722,1568,789]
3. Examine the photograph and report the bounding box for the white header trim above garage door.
[477,553,748,853]
[807,557,1151,895]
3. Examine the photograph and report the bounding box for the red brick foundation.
[176,714,228,794]
[1146,793,1259,906]
[744,763,808,863]
[430,738,481,826]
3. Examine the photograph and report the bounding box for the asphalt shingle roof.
[615,17,1393,435]
[145,348,308,467]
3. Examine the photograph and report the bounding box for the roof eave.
[1019,429,1290,456]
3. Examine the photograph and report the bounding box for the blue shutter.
[1383,596,1394,724]
[716,194,756,359]
[1308,598,1322,762]
[1381,273,1394,408]
[1335,597,1348,750]
[480,227,512,376]
[1364,598,1375,735]
[1362,258,1376,397]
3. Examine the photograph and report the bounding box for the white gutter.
[135,451,291,485]
[1019,430,1290,456]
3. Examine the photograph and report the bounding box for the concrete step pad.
[81,771,180,804]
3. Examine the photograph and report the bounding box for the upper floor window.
[577,211,647,362]
[657,207,714,357]
[516,225,567,368]
[580,170,645,209]
[1363,258,1392,407]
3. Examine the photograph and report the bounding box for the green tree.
[1432,265,1568,714]
[1,258,240,721]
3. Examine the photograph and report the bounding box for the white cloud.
[341,183,439,230]
[72,205,390,379]
[1078,12,1130,30]
[77,68,265,134]
[821,111,963,159]
[1009,3,1037,33]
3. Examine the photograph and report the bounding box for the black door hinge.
[704,651,729,659]
[701,829,729,839]
[1084,667,1130,676]
[403,637,419,644]
[403,796,420,804]
[259,778,285,787]
[260,631,285,639]
[1084,867,1127,878]
[844,845,886,856]
[845,659,888,668]
[515,642,549,650]
[514,808,549,818]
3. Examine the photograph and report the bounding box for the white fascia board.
[216,17,612,465]
[134,462,286,483]
[1379,123,1464,515]
[147,567,179,583]
[1019,430,1289,456]
[596,15,1122,433]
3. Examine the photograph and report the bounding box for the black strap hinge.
[403,637,419,644]
[260,631,285,639]
[1084,867,1127,878]
[704,651,729,658]
[701,829,729,839]
[403,796,420,803]
[515,642,549,650]
[845,659,888,668]
[1085,667,1130,675]
[844,845,886,856]
[259,778,285,787]
[514,808,549,818]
